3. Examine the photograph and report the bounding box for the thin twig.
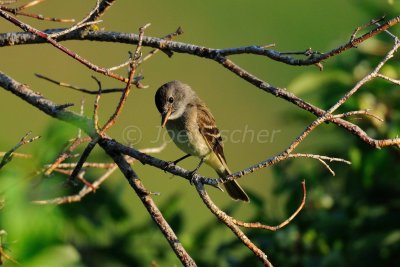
[34,164,118,205]
[35,145,166,205]
[44,137,90,176]
[35,73,124,94]
[77,98,85,138]
[108,26,184,71]
[0,152,31,158]
[0,0,75,22]
[232,181,306,231]
[68,135,100,183]
[49,20,102,38]
[377,73,400,86]
[92,76,102,132]
[350,16,386,43]
[288,154,351,176]
[101,23,151,133]
[333,109,384,122]
[79,0,116,32]
[0,131,40,169]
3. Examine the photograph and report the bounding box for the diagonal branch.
[0,8,130,83]
[105,151,197,267]
[193,180,273,267]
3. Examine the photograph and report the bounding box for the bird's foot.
[163,154,191,173]
[164,160,176,169]
[189,157,204,184]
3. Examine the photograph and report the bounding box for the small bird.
[155,80,249,202]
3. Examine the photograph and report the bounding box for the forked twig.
[108,26,184,71]
[0,0,75,22]
[0,131,40,169]
[288,154,351,176]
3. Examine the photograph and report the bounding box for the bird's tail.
[218,168,249,202]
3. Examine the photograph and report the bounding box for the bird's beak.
[161,108,172,128]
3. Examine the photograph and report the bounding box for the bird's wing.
[196,103,228,167]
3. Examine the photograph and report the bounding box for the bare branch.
[34,164,118,205]
[288,154,351,176]
[49,20,102,39]
[0,152,31,158]
[36,144,166,205]
[68,135,100,183]
[333,109,384,122]
[377,73,400,86]
[194,180,273,267]
[44,137,90,176]
[0,9,130,83]
[78,98,85,138]
[232,181,306,231]
[0,0,75,22]
[108,26,184,71]
[35,73,124,94]
[101,23,151,133]
[106,152,197,267]
[0,131,40,169]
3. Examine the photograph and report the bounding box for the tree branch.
[1,13,399,148]
[105,151,197,267]
[194,180,273,267]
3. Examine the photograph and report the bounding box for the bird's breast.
[166,118,211,157]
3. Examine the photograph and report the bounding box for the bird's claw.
[163,160,176,173]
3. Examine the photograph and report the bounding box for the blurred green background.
[1,0,400,266]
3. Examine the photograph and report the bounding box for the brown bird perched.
[155,80,249,202]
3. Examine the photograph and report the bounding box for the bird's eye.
[168,97,174,103]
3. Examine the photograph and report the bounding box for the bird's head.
[155,80,195,127]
